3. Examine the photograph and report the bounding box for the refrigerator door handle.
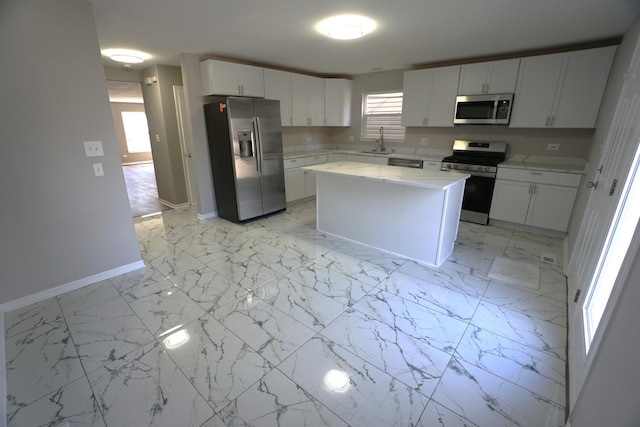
[253,118,262,174]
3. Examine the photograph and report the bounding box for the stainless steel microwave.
[454,93,514,125]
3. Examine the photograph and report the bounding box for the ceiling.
[90,0,640,76]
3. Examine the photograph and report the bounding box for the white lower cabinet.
[490,167,581,232]
[284,168,305,202]
[284,154,328,202]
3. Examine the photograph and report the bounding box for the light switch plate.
[421,138,429,146]
[83,140,104,157]
[547,143,560,151]
[93,163,104,176]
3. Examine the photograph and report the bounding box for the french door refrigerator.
[204,97,286,223]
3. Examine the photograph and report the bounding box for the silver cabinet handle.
[587,181,599,189]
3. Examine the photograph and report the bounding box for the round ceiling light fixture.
[102,49,151,64]
[315,14,377,40]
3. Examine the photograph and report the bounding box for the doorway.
[108,80,167,217]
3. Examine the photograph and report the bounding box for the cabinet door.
[264,69,292,126]
[526,184,578,231]
[553,46,616,128]
[325,79,352,126]
[329,153,347,162]
[426,65,460,127]
[489,180,532,224]
[458,62,490,95]
[510,53,564,128]
[284,168,305,202]
[458,59,519,95]
[401,69,430,126]
[306,76,325,126]
[290,74,308,126]
[210,60,241,95]
[291,74,325,126]
[486,58,520,94]
[304,170,317,196]
[200,59,240,96]
[237,64,264,97]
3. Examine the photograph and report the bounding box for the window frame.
[360,90,405,141]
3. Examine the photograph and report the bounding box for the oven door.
[460,175,496,224]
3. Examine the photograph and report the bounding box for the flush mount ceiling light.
[315,14,376,40]
[102,49,150,64]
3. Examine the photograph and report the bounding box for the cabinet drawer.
[496,167,582,187]
[304,155,328,166]
[284,158,303,169]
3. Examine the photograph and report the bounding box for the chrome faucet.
[377,127,386,152]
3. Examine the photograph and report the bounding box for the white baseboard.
[198,211,217,220]
[0,312,6,427]
[0,261,144,313]
[158,198,190,210]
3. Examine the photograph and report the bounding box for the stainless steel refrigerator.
[204,97,286,223]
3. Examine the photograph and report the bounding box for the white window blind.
[361,91,405,140]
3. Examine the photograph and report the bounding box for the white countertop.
[302,161,469,190]
[500,155,587,174]
[284,149,448,163]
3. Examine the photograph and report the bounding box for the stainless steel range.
[441,140,507,225]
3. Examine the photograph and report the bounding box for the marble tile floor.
[5,200,568,426]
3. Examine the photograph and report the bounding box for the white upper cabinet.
[510,46,616,128]
[200,59,264,97]
[402,65,460,127]
[458,58,520,95]
[291,74,325,126]
[324,79,353,126]
[264,69,293,126]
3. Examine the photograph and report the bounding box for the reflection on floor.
[122,162,168,218]
[5,200,568,426]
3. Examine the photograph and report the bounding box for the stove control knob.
[453,164,458,170]
[446,164,452,169]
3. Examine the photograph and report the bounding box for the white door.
[173,86,194,204]
[567,36,640,410]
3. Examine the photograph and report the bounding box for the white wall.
[0,0,141,305]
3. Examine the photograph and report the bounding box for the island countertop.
[302,161,469,190]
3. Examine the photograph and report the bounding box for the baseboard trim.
[0,312,6,427]
[158,198,190,210]
[0,261,145,313]
[198,211,217,220]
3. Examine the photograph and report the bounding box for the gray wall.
[0,0,140,304]
[141,65,188,206]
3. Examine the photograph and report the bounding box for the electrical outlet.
[420,138,428,146]
[83,140,103,157]
[547,143,560,151]
[93,163,104,176]
[306,136,312,142]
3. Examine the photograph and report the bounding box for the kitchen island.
[302,161,469,267]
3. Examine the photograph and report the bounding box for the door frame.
[173,85,194,204]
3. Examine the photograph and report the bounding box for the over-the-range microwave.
[454,93,514,125]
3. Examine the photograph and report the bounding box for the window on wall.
[361,91,405,140]
[121,111,152,153]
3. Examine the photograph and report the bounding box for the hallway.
[122,162,169,218]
